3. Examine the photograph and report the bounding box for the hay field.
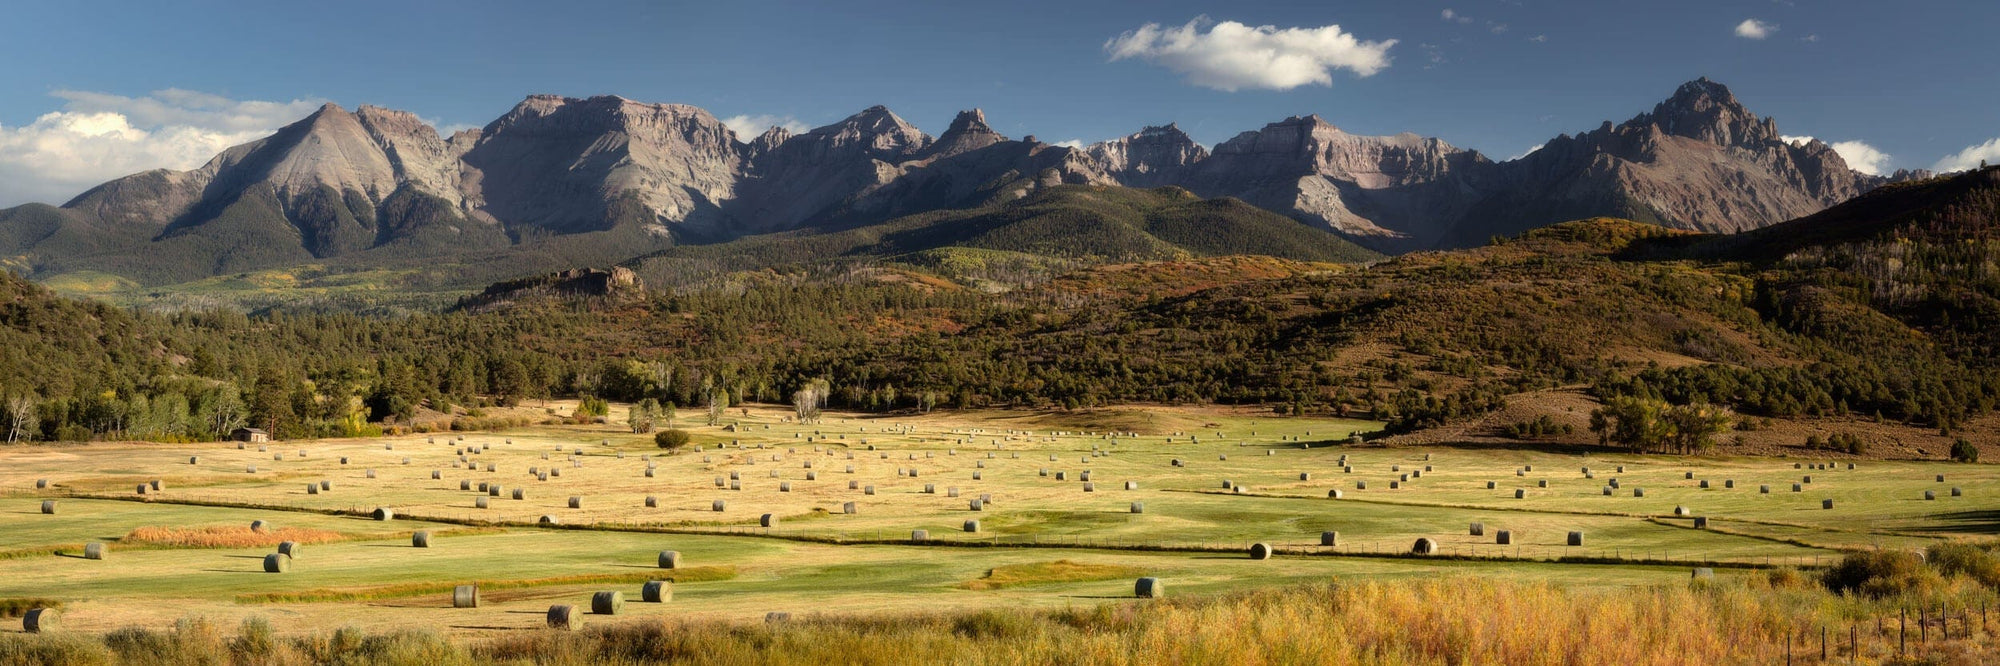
[1,404,1993,638]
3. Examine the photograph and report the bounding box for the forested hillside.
[3,168,1996,448]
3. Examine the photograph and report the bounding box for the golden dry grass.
[958,559,1147,590]
[122,525,346,549]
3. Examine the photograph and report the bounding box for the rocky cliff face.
[0,79,1910,284]
[1171,115,1492,246]
[1084,124,1207,188]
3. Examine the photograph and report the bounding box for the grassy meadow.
[1,404,1996,662]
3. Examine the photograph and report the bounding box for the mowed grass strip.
[234,565,738,604]
[123,525,347,548]
[959,559,1146,590]
[121,524,505,549]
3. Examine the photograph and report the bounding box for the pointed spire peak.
[947,108,992,133]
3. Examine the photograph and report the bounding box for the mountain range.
[0,78,1930,291]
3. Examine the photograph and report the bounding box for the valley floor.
[0,404,1995,662]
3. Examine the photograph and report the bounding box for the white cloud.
[1528,34,1548,43]
[1508,144,1542,161]
[1734,19,1776,39]
[1440,9,1471,24]
[1104,17,1397,92]
[1933,137,2000,172]
[1050,139,1086,149]
[1801,34,1819,43]
[1781,135,1892,176]
[0,89,324,207]
[720,114,810,139]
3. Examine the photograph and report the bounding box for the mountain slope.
[626,185,1381,290]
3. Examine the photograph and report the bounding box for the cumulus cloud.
[1104,17,1396,92]
[1440,9,1472,24]
[1734,19,1776,39]
[720,114,810,139]
[1782,135,1892,176]
[1050,139,1086,149]
[0,89,324,207]
[1933,137,2000,172]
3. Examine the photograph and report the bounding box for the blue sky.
[2,0,1996,206]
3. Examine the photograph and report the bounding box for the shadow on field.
[1925,509,2000,534]
[223,554,263,559]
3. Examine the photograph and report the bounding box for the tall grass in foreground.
[1,576,1994,665]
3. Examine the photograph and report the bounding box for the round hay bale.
[963,519,980,533]
[1486,481,1496,489]
[539,515,560,526]
[760,513,777,528]
[911,529,930,542]
[713,500,726,512]
[82,542,107,559]
[1634,488,1645,497]
[512,489,525,500]
[320,480,331,491]
[460,480,473,491]
[1320,531,1338,546]
[1822,498,1834,509]
[1495,531,1513,545]
[1537,479,1548,488]
[645,469,655,478]
[263,552,292,573]
[642,580,672,603]
[35,479,49,489]
[659,551,681,569]
[644,496,658,508]
[246,466,257,474]
[413,531,432,548]
[1411,538,1438,555]
[591,591,625,615]
[1693,516,1709,529]
[1791,483,1802,492]
[1684,471,1693,480]
[546,605,581,630]
[1083,482,1095,492]
[278,541,303,558]
[568,497,582,509]
[1724,479,1735,489]
[1469,522,1485,536]
[1327,489,1344,499]
[865,485,876,495]
[1130,501,1144,513]
[453,585,479,608]
[1514,489,1526,499]
[40,500,56,515]
[1566,531,1584,546]
[843,502,857,514]
[1673,506,1690,516]
[1356,480,1368,490]
[476,496,489,509]
[1952,487,1962,497]
[1760,485,1771,493]
[1602,486,1612,496]
[250,520,269,533]
[1936,474,1945,483]
[189,457,199,465]
[23,608,58,633]
[372,507,394,521]
[1925,490,1936,500]
[1248,543,1273,560]
[1699,480,1709,489]
[1691,568,1715,579]
[1135,577,1163,598]
[924,483,936,494]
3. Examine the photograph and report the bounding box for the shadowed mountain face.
[0,79,1926,287]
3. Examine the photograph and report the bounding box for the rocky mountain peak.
[922,108,1008,159]
[1639,77,1776,147]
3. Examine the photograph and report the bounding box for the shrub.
[1925,542,2000,588]
[655,429,690,450]
[1950,439,1979,463]
[1821,550,1943,598]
